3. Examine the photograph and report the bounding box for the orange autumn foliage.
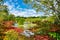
[50,24,60,32]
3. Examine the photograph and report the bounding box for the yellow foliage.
[4,29,19,40]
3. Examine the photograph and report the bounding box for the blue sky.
[4,0,44,17]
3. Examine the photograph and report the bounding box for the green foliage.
[48,32,60,40]
[15,17,25,25]
[0,0,4,5]
[48,32,56,38]
[0,5,9,22]
[4,14,15,21]
[24,0,60,23]
[46,16,56,23]
[56,33,60,40]
[24,0,33,4]
[4,30,19,40]
[30,20,51,35]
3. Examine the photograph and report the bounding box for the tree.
[0,0,9,40]
[0,0,4,5]
[0,0,9,22]
[15,16,25,25]
[24,0,60,24]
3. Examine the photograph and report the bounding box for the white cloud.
[10,9,44,17]
[4,2,44,17]
[4,2,14,10]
